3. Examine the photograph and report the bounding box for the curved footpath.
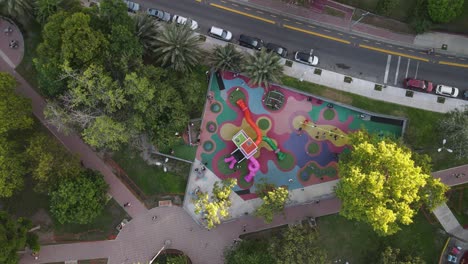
[0,21,466,264]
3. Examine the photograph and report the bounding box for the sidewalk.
[232,0,468,57]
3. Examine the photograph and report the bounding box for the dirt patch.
[324,6,346,19]
[31,209,56,244]
[320,89,354,104]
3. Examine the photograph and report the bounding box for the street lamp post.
[437,139,453,153]
[149,240,172,264]
[349,11,370,31]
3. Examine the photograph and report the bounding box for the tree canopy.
[255,184,289,223]
[50,169,108,224]
[428,0,464,23]
[437,106,468,159]
[379,246,425,264]
[0,211,34,264]
[335,131,448,236]
[243,48,283,88]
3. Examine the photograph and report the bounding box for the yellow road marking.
[350,36,356,39]
[387,45,393,48]
[210,3,275,24]
[435,54,441,57]
[337,33,343,36]
[363,39,369,42]
[308,25,315,28]
[359,44,429,62]
[195,0,201,2]
[284,24,351,44]
[256,10,264,14]
[398,47,403,50]
[323,29,331,32]
[295,21,303,25]
[439,61,468,68]
[221,0,226,2]
[375,42,381,45]
[283,18,290,21]
[232,3,238,6]
[245,7,251,10]
[271,14,277,17]
[418,52,426,55]
[448,56,455,59]
[460,58,466,61]
[408,49,414,52]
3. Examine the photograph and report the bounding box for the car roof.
[173,15,187,23]
[437,85,457,93]
[210,26,223,35]
[296,51,310,61]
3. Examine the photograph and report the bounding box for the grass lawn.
[16,21,42,89]
[281,77,468,170]
[112,146,188,196]
[318,213,447,263]
[53,198,129,242]
[447,184,468,226]
[172,143,197,161]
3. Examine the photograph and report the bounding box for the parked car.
[124,0,139,12]
[403,78,433,92]
[238,34,263,50]
[435,84,459,97]
[172,15,198,30]
[265,43,288,57]
[147,8,171,22]
[294,51,319,66]
[463,90,468,100]
[208,26,232,41]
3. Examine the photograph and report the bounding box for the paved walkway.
[0,19,464,264]
[233,0,468,57]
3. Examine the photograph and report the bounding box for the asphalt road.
[136,0,468,97]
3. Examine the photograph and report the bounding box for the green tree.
[50,169,108,224]
[26,133,82,193]
[209,44,243,72]
[133,12,159,55]
[36,0,81,24]
[335,131,448,236]
[437,106,468,159]
[427,0,464,23]
[377,0,398,16]
[0,137,27,198]
[194,179,236,229]
[0,211,33,264]
[153,23,204,72]
[255,186,289,223]
[82,115,130,151]
[61,12,108,68]
[379,246,425,264]
[0,72,33,135]
[268,226,330,264]
[0,0,35,21]
[243,48,283,88]
[224,239,274,264]
[95,0,133,34]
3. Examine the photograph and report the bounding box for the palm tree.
[153,23,203,72]
[209,44,243,72]
[243,48,284,88]
[0,0,35,20]
[133,13,159,55]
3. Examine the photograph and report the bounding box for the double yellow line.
[283,25,350,44]
[210,3,275,24]
[359,44,429,62]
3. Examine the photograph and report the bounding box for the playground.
[193,71,405,203]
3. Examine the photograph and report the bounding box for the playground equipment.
[262,136,286,161]
[224,97,286,182]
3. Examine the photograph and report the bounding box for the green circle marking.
[203,141,214,152]
[229,90,246,105]
[257,118,270,130]
[323,109,335,120]
[277,153,295,171]
[210,102,221,113]
[307,142,320,155]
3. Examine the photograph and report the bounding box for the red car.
[403,78,433,92]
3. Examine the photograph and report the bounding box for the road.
[135,0,468,97]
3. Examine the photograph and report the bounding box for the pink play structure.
[224,155,237,169]
[245,157,260,182]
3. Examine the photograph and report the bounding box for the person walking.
[124,202,131,207]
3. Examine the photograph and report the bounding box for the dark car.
[463,90,468,100]
[403,78,433,92]
[147,8,171,22]
[265,43,288,57]
[239,34,263,50]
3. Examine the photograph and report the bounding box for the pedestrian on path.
[242,224,247,232]
[124,202,131,207]
[152,216,158,221]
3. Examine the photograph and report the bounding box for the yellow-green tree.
[194,178,236,229]
[336,131,448,236]
[255,186,289,223]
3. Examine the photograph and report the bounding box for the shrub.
[285,60,293,67]
[376,0,398,16]
[344,76,353,83]
[437,97,445,103]
[405,90,414,97]
[374,84,383,91]
[314,68,322,75]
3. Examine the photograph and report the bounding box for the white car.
[123,0,139,12]
[436,85,459,98]
[294,51,319,66]
[172,15,198,30]
[208,26,232,41]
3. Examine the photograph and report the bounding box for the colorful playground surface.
[196,71,406,201]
